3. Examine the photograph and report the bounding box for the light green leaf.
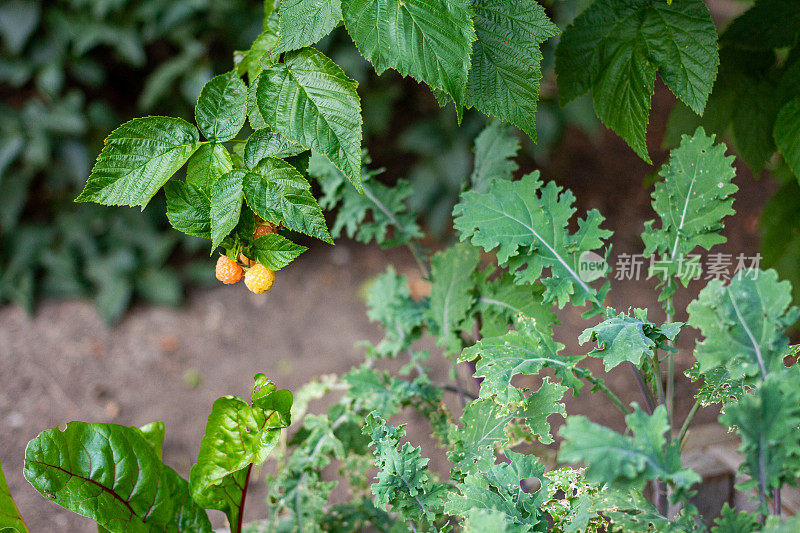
[556,0,718,162]
[276,0,342,53]
[254,47,362,190]
[243,158,331,243]
[137,421,166,460]
[244,129,306,171]
[235,28,280,82]
[476,271,554,338]
[427,244,480,355]
[249,234,307,270]
[342,0,475,109]
[210,171,245,251]
[24,422,212,532]
[0,458,27,533]
[467,0,559,141]
[185,143,233,192]
[463,508,510,533]
[190,377,291,529]
[195,70,247,142]
[164,181,211,239]
[641,127,737,313]
[364,267,427,357]
[454,171,612,308]
[687,269,799,384]
[774,96,800,179]
[76,117,200,208]
[470,120,520,193]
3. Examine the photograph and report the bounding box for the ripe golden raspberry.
[244,263,275,294]
[215,256,243,284]
[253,223,277,239]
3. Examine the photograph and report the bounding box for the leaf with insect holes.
[210,170,245,251]
[342,0,475,111]
[254,47,362,190]
[76,117,200,208]
[466,0,559,141]
[195,70,247,142]
[556,0,718,162]
[164,181,211,239]
[276,0,342,53]
[454,171,612,308]
[248,234,307,270]
[190,376,291,529]
[243,158,331,243]
[24,422,212,532]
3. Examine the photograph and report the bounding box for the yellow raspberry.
[253,223,277,239]
[215,255,243,284]
[245,263,275,294]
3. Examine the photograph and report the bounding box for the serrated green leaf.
[342,0,475,109]
[235,28,280,82]
[470,120,520,194]
[254,47,362,190]
[249,234,307,270]
[467,0,559,141]
[190,377,291,529]
[24,422,212,532]
[195,70,247,142]
[0,458,27,533]
[559,405,700,493]
[710,503,760,533]
[463,508,510,533]
[185,143,233,192]
[476,271,554,338]
[244,129,306,171]
[720,0,800,52]
[687,269,799,383]
[210,170,245,251]
[427,244,480,355]
[556,0,718,162]
[276,0,342,53]
[164,181,211,239]
[243,158,331,242]
[76,117,200,208]
[774,96,800,179]
[454,172,612,308]
[642,127,737,312]
[364,267,427,357]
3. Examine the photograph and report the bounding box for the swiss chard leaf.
[253,47,362,191]
[276,0,342,53]
[24,422,212,532]
[195,70,248,142]
[76,117,200,208]
[341,0,475,110]
[0,458,27,533]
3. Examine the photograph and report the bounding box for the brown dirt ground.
[0,77,777,530]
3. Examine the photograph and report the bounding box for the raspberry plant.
[5,0,800,531]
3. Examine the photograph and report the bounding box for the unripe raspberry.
[215,256,243,284]
[253,223,277,239]
[244,263,275,294]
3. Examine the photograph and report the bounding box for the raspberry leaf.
[190,377,292,530]
[186,143,233,192]
[76,117,200,208]
[466,0,559,141]
[165,180,212,239]
[774,96,800,179]
[276,0,342,53]
[244,129,306,171]
[555,0,718,162]
[243,158,332,243]
[0,458,27,533]
[342,0,475,111]
[195,70,247,142]
[24,422,213,532]
[210,170,246,251]
[249,234,307,270]
[253,47,362,191]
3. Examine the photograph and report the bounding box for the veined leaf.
[164,181,212,239]
[137,421,166,460]
[641,127,737,313]
[454,171,612,308]
[210,171,245,251]
[185,143,233,192]
[0,459,27,533]
[276,0,342,53]
[24,422,212,532]
[195,70,247,142]
[559,405,700,492]
[476,270,554,338]
[235,28,279,82]
[470,121,520,194]
[555,0,719,162]
[248,234,307,270]
[244,129,306,171]
[342,0,475,109]
[364,267,427,357]
[190,376,291,529]
[243,158,331,243]
[467,0,559,140]
[76,117,200,208]
[427,244,480,356]
[687,269,799,383]
[774,96,800,179]
[254,47,362,190]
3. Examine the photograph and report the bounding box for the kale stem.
[627,362,655,414]
[648,349,667,412]
[585,375,631,415]
[773,488,782,516]
[677,400,700,447]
